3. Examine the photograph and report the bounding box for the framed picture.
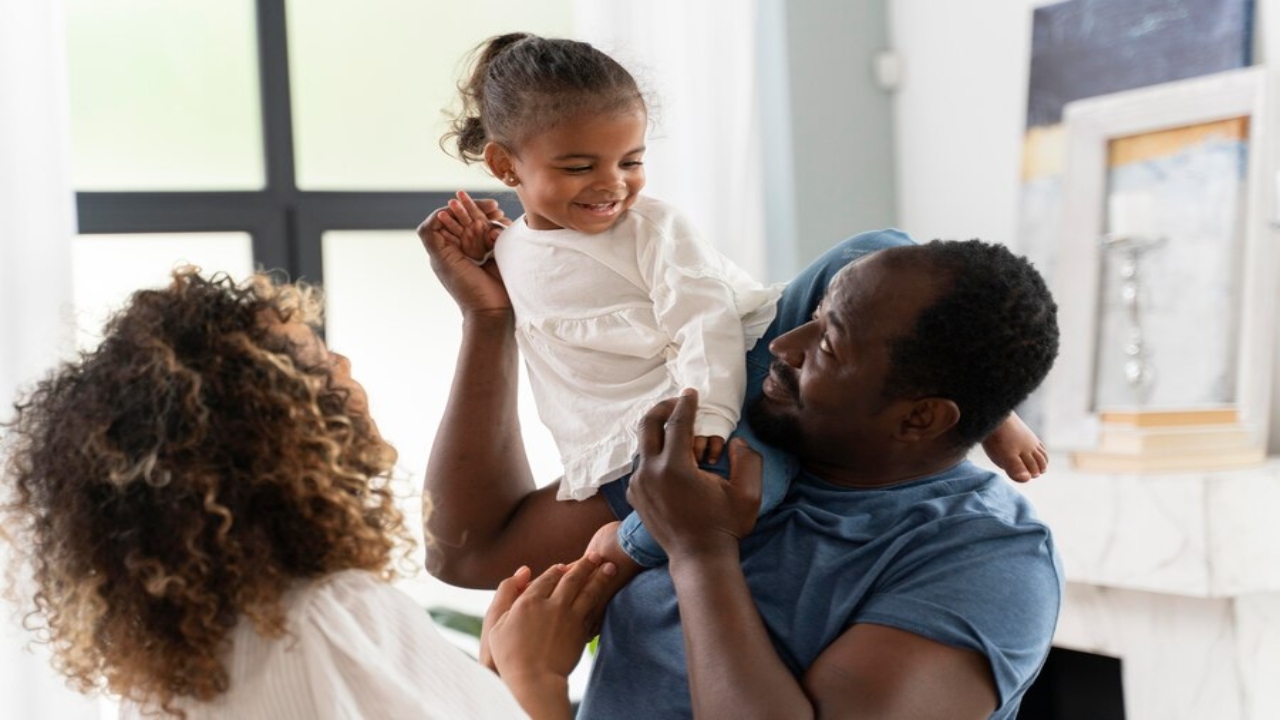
[1044,67,1280,450]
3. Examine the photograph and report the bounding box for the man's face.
[747,250,939,475]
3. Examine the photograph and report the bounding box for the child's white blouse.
[495,196,781,500]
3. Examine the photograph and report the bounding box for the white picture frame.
[1044,67,1280,450]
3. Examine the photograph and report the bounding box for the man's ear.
[896,398,961,442]
[484,142,517,186]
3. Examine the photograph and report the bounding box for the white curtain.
[0,0,99,717]
[573,0,769,281]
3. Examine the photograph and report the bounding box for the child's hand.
[693,435,727,464]
[419,194,511,314]
[981,412,1048,483]
[435,190,509,263]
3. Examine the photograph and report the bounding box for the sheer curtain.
[0,0,98,717]
[573,0,770,281]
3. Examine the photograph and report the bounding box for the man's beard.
[745,394,803,453]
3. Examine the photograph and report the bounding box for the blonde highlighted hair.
[2,268,412,715]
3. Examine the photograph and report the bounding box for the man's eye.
[819,335,833,354]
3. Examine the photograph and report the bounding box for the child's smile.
[575,200,625,219]
[494,108,647,234]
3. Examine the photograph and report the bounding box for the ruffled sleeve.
[633,202,778,439]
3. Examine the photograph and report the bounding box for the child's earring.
[504,173,519,186]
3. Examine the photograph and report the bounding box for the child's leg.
[614,437,796,568]
[981,411,1048,482]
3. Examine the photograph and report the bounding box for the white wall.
[890,0,1280,452]
[782,0,898,268]
[0,0,77,405]
[889,0,1047,252]
[892,0,1277,249]
[0,3,101,717]
[1259,0,1280,455]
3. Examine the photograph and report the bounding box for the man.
[420,216,1062,719]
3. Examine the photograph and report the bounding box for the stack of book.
[1070,406,1266,473]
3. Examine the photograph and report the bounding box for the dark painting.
[1026,0,1253,128]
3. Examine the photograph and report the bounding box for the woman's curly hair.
[1,268,411,715]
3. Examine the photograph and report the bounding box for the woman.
[1,267,609,719]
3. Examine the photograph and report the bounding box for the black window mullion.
[292,191,522,283]
[292,192,478,286]
[75,192,274,233]
[256,0,298,195]
[71,0,518,295]
[76,191,292,276]
[296,191,520,230]
[255,0,302,281]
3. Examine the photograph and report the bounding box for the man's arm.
[667,550,998,719]
[803,624,997,719]
[628,391,812,717]
[419,198,615,589]
[629,391,999,719]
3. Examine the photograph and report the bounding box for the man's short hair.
[882,240,1059,447]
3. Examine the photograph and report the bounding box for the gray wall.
[759,0,897,279]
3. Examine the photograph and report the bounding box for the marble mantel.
[1011,455,1280,720]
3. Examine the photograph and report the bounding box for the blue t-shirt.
[587,460,1063,719]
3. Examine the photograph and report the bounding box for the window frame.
[73,0,519,286]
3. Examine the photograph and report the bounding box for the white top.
[123,570,527,720]
[495,196,781,500]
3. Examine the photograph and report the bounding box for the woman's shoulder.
[289,570,530,718]
[292,569,428,635]
[301,567,396,598]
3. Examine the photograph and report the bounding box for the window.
[69,0,567,285]
[65,3,577,710]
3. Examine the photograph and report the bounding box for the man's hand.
[418,191,513,315]
[627,389,763,560]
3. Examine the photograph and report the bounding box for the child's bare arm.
[981,412,1048,483]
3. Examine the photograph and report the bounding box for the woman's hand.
[482,553,615,679]
[418,191,513,315]
[480,554,616,719]
[627,390,763,561]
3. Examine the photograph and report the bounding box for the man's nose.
[769,327,806,367]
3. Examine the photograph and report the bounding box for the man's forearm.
[424,310,537,585]
[669,548,815,720]
[423,310,614,588]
